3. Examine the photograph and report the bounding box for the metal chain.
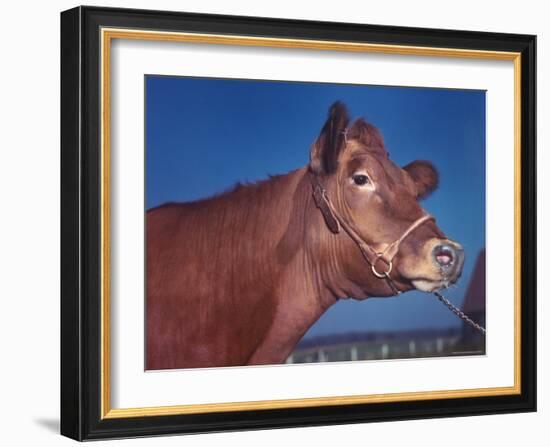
[434,291,486,335]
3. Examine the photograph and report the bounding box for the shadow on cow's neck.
[274,168,382,305]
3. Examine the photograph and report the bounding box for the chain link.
[434,291,486,335]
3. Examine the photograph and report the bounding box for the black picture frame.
[61,5,536,441]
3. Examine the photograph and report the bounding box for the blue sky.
[146,75,486,337]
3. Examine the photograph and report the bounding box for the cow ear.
[403,160,439,200]
[310,101,350,175]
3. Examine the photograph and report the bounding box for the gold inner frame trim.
[100,27,522,419]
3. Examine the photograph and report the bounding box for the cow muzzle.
[406,238,465,292]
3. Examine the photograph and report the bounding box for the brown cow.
[146,102,464,370]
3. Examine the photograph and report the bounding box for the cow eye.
[352,174,370,186]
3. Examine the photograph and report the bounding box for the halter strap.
[311,174,434,295]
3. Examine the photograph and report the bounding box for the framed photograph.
[60,6,536,441]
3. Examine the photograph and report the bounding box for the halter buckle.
[371,255,392,278]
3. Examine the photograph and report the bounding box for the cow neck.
[309,171,434,295]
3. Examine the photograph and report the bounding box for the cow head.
[309,101,464,298]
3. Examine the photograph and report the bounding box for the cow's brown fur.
[146,102,461,370]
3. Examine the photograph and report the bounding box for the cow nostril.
[433,244,455,267]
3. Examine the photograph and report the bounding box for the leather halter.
[310,173,434,295]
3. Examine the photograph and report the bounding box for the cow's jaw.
[411,278,451,292]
